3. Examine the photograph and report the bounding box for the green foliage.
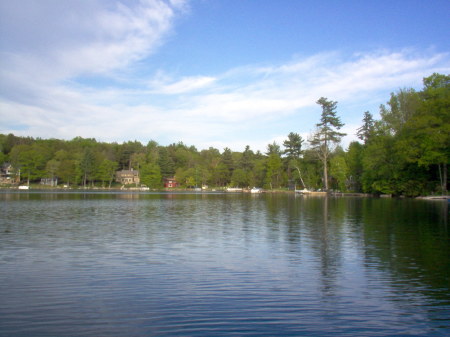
[146,140,160,163]
[10,144,46,184]
[79,148,97,187]
[210,162,228,187]
[266,142,281,156]
[97,159,119,188]
[380,88,421,134]
[130,153,146,170]
[58,159,79,186]
[239,145,254,171]
[265,152,283,189]
[45,159,60,179]
[158,147,175,178]
[175,166,206,188]
[0,151,7,165]
[345,142,363,192]
[299,149,322,190]
[309,97,346,190]
[120,140,145,169]
[231,168,249,187]
[140,163,162,188]
[356,111,375,144]
[358,73,449,195]
[361,133,399,194]
[411,74,449,168]
[0,73,447,195]
[330,154,348,192]
[221,147,234,171]
[312,97,346,142]
[283,131,303,172]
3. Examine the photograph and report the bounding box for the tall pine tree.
[309,97,346,191]
[356,111,375,144]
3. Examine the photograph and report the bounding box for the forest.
[0,73,448,196]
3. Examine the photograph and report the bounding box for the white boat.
[295,189,328,196]
[250,187,262,193]
[18,185,30,190]
[295,188,311,194]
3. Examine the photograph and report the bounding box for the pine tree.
[283,132,303,159]
[309,97,346,191]
[356,111,374,144]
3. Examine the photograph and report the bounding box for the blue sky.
[1,0,449,152]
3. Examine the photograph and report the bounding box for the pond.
[0,191,449,336]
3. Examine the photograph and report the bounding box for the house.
[40,177,58,186]
[0,163,15,183]
[164,177,178,188]
[116,168,140,185]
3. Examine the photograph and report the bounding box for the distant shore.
[1,185,448,200]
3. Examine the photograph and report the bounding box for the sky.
[1,0,449,152]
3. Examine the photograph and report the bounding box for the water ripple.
[0,192,449,336]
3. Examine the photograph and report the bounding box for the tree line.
[0,73,448,196]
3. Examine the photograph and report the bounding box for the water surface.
[1,191,449,336]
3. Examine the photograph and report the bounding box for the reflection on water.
[0,191,449,336]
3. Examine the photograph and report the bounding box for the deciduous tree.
[140,162,162,188]
[10,144,46,185]
[403,73,449,193]
[97,159,119,188]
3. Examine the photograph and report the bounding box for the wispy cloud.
[0,0,186,93]
[150,75,216,94]
[0,1,448,152]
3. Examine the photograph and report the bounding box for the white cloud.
[0,0,449,153]
[0,0,186,87]
[150,75,216,94]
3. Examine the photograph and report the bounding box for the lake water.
[0,191,449,336]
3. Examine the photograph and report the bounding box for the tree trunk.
[323,138,329,191]
[294,166,307,190]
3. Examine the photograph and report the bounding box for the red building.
[164,177,178,188]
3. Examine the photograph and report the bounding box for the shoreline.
[1,185,448,200]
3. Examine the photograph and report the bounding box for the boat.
[250,187,262,194]
[18,185,29,190]
[295,188,311,194]
[295,189,328,196]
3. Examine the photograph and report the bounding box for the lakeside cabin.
[116,169,140,185]
[164,177,178,188]
[0,163,14,183]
